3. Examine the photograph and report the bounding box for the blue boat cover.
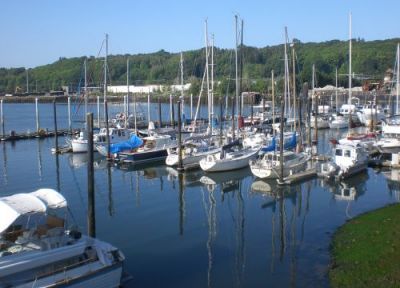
[284,132,297,150]
[261,137,276,152]
[109,135,143,154]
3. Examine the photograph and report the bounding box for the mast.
[396,43,399,114]
[272,70,275,136]
[240,19,244,116]
[335,67,338,112]
[205,20,210,131]
[291,41,296,132]
[84,58,88,117]
[235,15,239,135]
[180,52,184,128]
[127,58,130,118]
[211,34,215,135]
[284,27,289,120]
[104,33,108,125]
[348,13,352,105]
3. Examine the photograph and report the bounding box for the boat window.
[284,154,297,161]
[344,150,351,157]
[335,149,342,156]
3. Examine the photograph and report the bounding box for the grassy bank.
[330,204,400,288]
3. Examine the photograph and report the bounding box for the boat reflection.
[382,169,400,201]
[200,167,252,193]
[68,152,103,169]
[321,171,368,201]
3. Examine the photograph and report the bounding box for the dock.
[277,168,317,185]
[0,129,77,142]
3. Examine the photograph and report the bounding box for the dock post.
[53,100,58,152]
[67,96,72,134]
[35,97,40,133]
[87,113,96,238]
[158,97,162,128]
[97,96,100,128]
[171,97,175,129]
[105,100,111,160]
[177,101,183,171]
[0,99,4,137]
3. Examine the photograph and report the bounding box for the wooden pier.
[0,129,76,142]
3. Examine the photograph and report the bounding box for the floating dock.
[277,168,317,185]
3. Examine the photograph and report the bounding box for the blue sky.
[1,0,399,68]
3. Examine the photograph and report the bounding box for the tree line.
[0,38,399,96]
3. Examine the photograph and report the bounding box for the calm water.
[1,103,399,288]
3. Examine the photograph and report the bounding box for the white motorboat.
[71,127,132,153]
[318,143,368,180]
[249,150,309,179]
[199,141,260,172]
[0,189,125,288]
[357,103,385,126]
[375,117,400,154]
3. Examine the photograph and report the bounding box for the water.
[1,103,399,287]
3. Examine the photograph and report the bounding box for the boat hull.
[250,157,308,179]
[199,149,259,172]
[118,149,168,164]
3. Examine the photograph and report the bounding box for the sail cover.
[0,189,66,233]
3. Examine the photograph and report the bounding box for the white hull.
[329,120,348,129]
[71,138,88,153]
[166,148,219,167]
[250,154,309,179]
[199,148,259,172]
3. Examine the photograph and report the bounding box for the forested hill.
[0,38,399,95]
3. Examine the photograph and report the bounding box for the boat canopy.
[0,189,66,233]
[261,137,276,152]
[110,135,143,154]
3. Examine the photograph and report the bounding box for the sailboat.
[199,16,261,172]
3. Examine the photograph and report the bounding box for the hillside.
[0,38,399,96]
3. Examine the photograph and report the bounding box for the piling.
[158,97,162,128]
[0,99,4,137]
[97,96,100,127]
[53,100,58,152]
[67,96,71,133]
[87,113,96,238]
[35,97,40,132]
[177,101,183,171]
[171,98,175,129]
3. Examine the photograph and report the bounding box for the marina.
[1,2,400,286]
[1,101,400,287]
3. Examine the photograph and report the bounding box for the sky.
[1,0,399,68]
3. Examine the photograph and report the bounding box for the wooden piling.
[158,97,162,128]
[53,100,58,152]
[35,97,40,132]
[87,113,96,238]
[0,99,4,137]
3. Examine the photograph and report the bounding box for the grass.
[330,204,400,288]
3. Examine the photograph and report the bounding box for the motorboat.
[70,127,132,153]
[0,189,125,288]
[249,150,309,179]
[317,143,368,180]
[357,103,385,126]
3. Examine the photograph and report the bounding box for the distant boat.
[0,188,126,287]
